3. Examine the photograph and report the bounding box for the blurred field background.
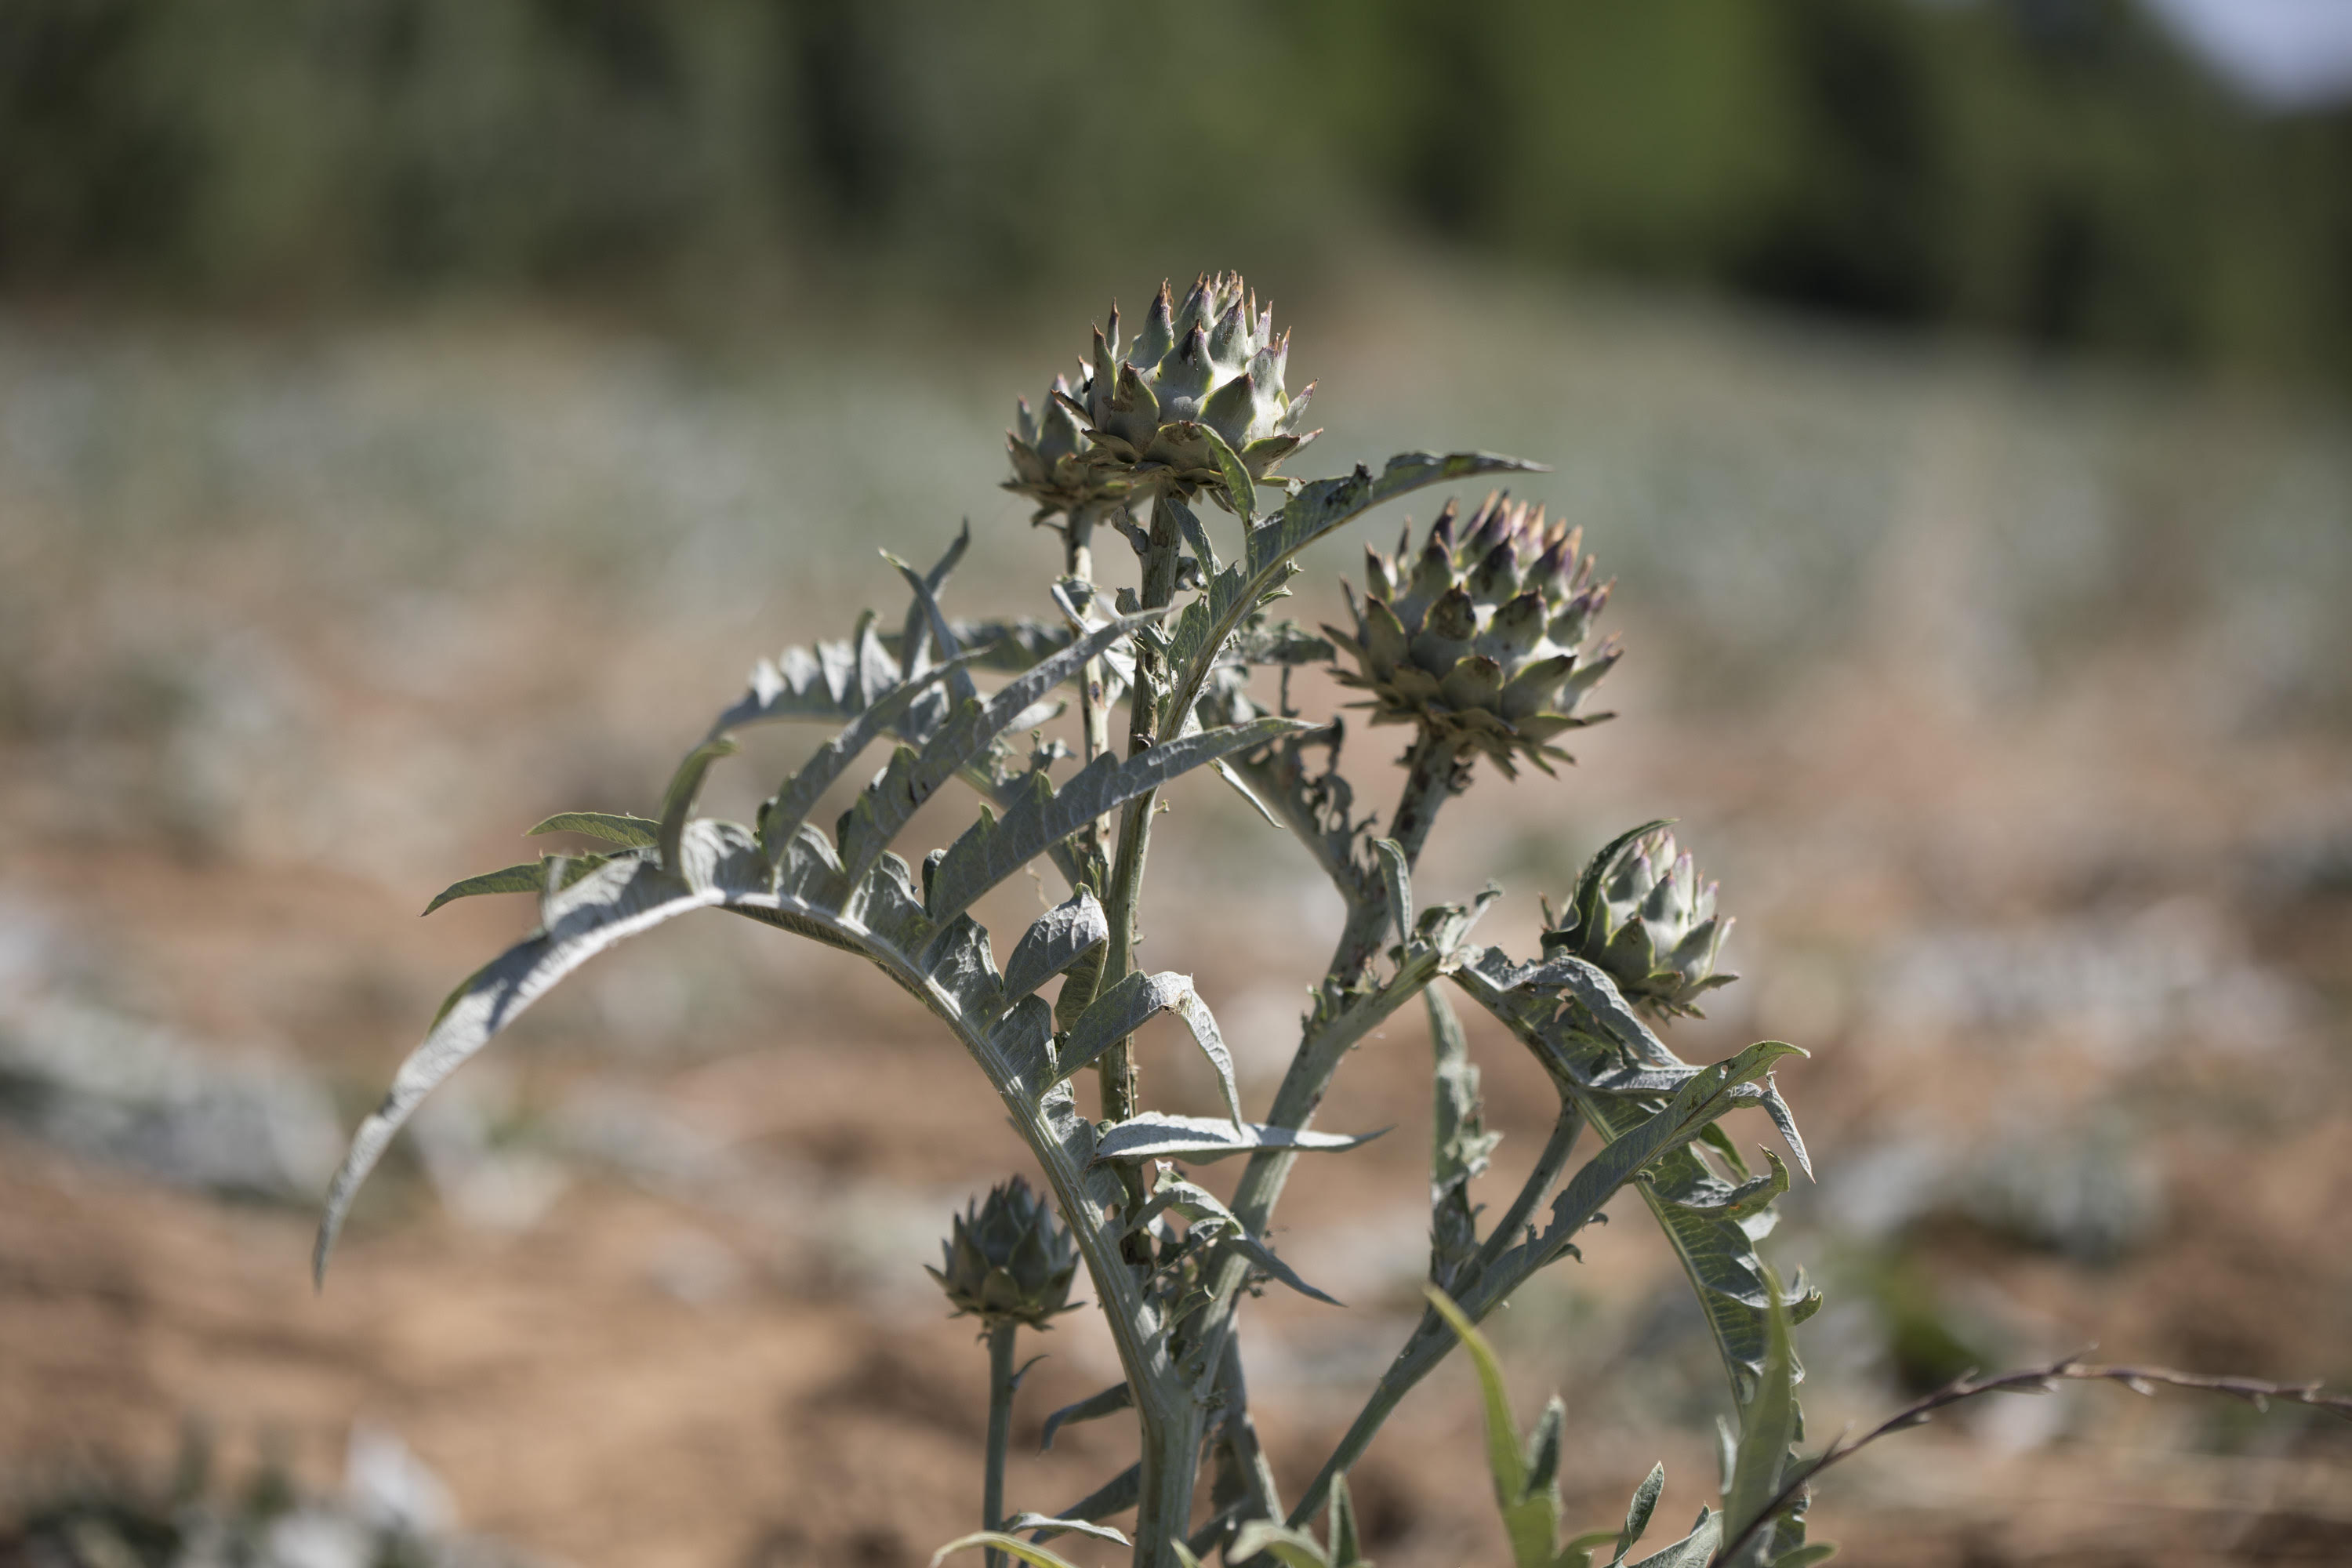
[4,2,2351,1565]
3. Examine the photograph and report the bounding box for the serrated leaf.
[1000,892,1109,1005]
[760,649,988,862]
[527,812,660,848]
[1000,1515,1128,1547]
[1091,1113,1383,1164]
[321,823,765,1283]
[927,1533,1080,1568]
[927,714,1309,924]
[1663,1149,1789,1223]
[838,612,1160,889]
[1522,953,1678,1067]
[1454,955,1813,1426]
[1721,1262,1800,1564]
[1227,1234,1343,1307]
[657,738,739,873]
[1039,1383,1132,1452]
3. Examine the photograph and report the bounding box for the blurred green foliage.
[3,0,2348,383]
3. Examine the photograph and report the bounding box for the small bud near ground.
[928,1175,1080,1330]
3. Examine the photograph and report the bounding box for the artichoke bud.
[1006,373,1120,522]
[1544,828,1738,1020]
[1045,271,1317,511]
[927,1174,1080,1330]
[1325,492,1619,775]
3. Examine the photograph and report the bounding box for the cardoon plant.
[316,275,2348,1566]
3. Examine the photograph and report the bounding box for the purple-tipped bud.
[1428,499,1459,553]
[1470,538,1522,602]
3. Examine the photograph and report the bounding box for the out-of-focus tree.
[2,0,2346,383]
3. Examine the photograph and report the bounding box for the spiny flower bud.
[1543,827,1737,1019]
[1005,373,1128,522]
[926,1175,1080,1329]
[1019,273,1316,514]
[1324,492,1620,775]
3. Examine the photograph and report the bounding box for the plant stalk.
[1099,495,1183,1125]
[983,1319,1019,1568]
[1230,730,1463,1238]
[1287,1097,1585,1526]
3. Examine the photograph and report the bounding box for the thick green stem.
[1287,1098,1584,1526]
[1232,731,1463,1238]
[1131,1405,1203,1568]
[1100,496,1183,1127]
[984,1319,1019,1568]
[1065,520,1115,771]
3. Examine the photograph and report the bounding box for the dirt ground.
[3,286,2349,1564]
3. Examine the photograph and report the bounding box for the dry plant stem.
[1715,1357,2352,1566]
[983,1320,1018,1568]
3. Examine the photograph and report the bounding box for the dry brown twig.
[1716,1356,2352,1564]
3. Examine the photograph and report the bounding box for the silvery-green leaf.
[1454,956,1809,1426]
[1000,893,1109,1005]
[1227,1235,1342,1307]
[319,822,765,1283]
[886,526,977,698]
[1522,953,1678,1067]
[526,812,659,848]
[1000,1515,1128,1548]
[838,612,1159,888]
[1039,1383,1133,1452]
[1759,1077,1813,1180]
[1327,1472,1365,1568]
[1228,1523,1330,1568]
[926,1533,1080,1568]
[423,858,597,916]
[1091,1113,1383,1164]
[1058,971,1187,1080]
[1424,1286,1544,1562]
[1571,820,1675,931]
[1196,423,1256,521]
[758,648,993,864]
[1662,1148,1789,1222]
[1030,1464,1139,1537]
[1166,492,1221,575]
[1163,452,1541,734]
[927,715,1309,924]
[1721,1263,1800,1565]
[1625,1510,1719,1568]
[1611,1462,1667,1566]
[657,738,738,873]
